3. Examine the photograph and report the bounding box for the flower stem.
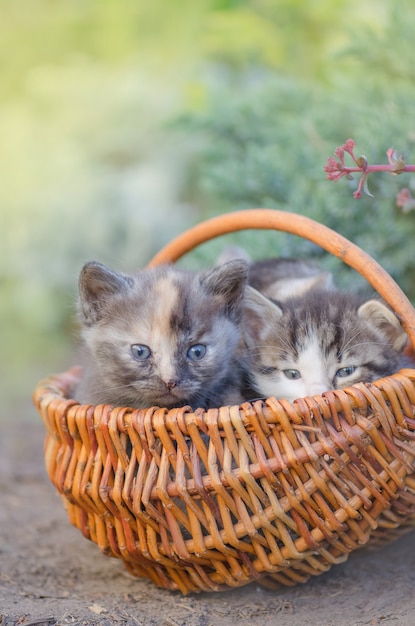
[324,139,415,203]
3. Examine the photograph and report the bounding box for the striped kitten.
[248,257,333,300]
[77,259,248,410]
[217,246,333,300]
[242,287,407,402]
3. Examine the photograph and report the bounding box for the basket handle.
[148,209,415,349]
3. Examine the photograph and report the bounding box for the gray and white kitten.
[248,257,333,300]
[242,287,407,402]
[76,259,248,410]
[218,246,333,300]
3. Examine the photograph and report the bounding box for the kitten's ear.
[201,260,248,315]
[264,271,333,300]
[216,245,251,266]
[358,299,407,352]
[78,261,134,326]
[242,286,283,346]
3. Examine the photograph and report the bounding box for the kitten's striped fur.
[217,246,333,301]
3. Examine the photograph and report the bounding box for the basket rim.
[34,363,415,427]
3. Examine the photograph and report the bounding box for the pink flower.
[334,147,345,164]
[325,139,415,199]
[396,187,415,212]
[324,157,342,181]
[324,139,368,193]
[342,138,356,157]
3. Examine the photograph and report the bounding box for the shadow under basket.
[33,209,415,594]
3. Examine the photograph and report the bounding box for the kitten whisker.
[338,326,367,356]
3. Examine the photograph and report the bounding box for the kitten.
[248,257,333,300]
[76,259,248,410]
[217,246,333,300]
[241,287,407,402]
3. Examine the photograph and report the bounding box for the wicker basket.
[33,209,415,594]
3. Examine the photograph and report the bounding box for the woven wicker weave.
[34,209,415,594]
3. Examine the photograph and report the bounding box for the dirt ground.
[2,410,415,626]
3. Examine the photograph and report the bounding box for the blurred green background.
[2,0,415,419]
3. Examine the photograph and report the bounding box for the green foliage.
[344,2,415,83]
[200,0,372,79]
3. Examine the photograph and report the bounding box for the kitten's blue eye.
[283,369,301,380]
[131,344,151,360]
[336,366,356,378]
[187,344,207,361]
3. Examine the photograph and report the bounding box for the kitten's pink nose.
[166,380,177,390]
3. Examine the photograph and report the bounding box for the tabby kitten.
[76,259,248,410]
[248,257,333,300]
[217,246,333,300]
[242,287,407,402]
